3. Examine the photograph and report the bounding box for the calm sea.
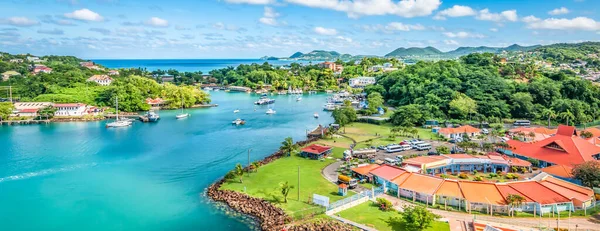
[93,59,311,73]
[0,92,332,231]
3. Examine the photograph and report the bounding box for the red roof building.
[299,144,332,159]
[438,125,481,139]
[505,125,600,167]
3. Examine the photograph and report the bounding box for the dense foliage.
[374,52,600,126]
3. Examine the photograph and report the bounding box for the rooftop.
[300,144,332,155]
[541,165,573,178]
[351,164,381,176]
[438,125,481,134]
[370,165,407,181]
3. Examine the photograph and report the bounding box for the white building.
[87,75,113,86]
[54,103,88,117]
[349,76,376,88]
[12,102,53,118]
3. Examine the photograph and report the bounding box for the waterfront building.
[228,86,251,92]
[53,103,88,117]
[401,154,531,174]
[437,125,481,139]
[146,98,166,108]
[299,144,332,159]
[348,76,376,88]
[13,102,53,117]
[87,75,113,86]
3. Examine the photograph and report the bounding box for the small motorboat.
[313,113,319,118]
[296,96,302,101]
[232,118,246,125]
[266,109,276,115]
[234,109,240,113]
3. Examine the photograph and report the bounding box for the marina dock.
[1,120,51,125]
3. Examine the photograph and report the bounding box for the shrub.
[473,170,478,175]
[376,198,394,211]
[505,173,518,180]
[440,174,449,179]
[473,176,483,181]
[488,173,498,178]
[458,173,469,179]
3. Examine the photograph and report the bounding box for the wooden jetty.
[1,119,51,125]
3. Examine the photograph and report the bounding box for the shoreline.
[205,137,354,231]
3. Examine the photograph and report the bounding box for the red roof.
[507,125,600,166]
[541,165,573,178]
[300,144,331,155]
[370,165,407,181]
[504,181,571,205]
[438,125,481,135]
[18,108,38,113]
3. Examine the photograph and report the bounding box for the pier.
[0,120,51,125]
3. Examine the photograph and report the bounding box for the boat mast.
[115,96,119,121]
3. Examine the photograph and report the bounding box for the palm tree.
[542,109,556,128]
[506,194,526,217]
[235,163,244,183]
[252,161,261,173]
[280,137,298,157]
[279,181,294,203]
[559,110,575,126]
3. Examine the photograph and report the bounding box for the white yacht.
[233,109,240,113]
[176,96,190,119]
[266,108,276,115]
[106,97,132,128]
[313,113,319,118]
[323,103,338,111]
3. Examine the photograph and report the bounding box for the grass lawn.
[343,123,437,149]
[220,146,354,218]
[336,202,450,231]
[317,136,354,148]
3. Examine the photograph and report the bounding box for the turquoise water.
[0,92,332,231]
[92,59,311,73]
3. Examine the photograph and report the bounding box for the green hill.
[385,44,540,58]
[385,46,443,58]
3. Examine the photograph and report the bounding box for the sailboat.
[233,109,240,113]
[266,104,276,115]
[296,96,302,101]
[106,97,132,128]
[176,96,190,119]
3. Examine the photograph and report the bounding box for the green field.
[336,202,450,231]
[220,144,353,218]
[341,123,436,149]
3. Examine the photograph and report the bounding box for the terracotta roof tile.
[435,180,464,198]
[351,164,381,176]
[458,181,506,205]
[541,165,573,178]
[370,165,407,181]
[505,181,570,205]
[301,144,331,155]
[397,173,444,195]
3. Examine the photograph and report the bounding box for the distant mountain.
[385,46,442,58]
[385,44,541,58]
[289,52,304,59]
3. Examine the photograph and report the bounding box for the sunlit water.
[0,92,332,231]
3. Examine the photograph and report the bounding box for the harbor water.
[0,91,333,231]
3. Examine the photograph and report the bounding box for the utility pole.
[247,149,251,177]
[297,165,300,201]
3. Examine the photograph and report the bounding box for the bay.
[92,59,311,73]
[0,92,332,231]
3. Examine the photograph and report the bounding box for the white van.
[384,158,398,165]
[400,144,412,151]
[416,143,432,151]
[385,145,404,153]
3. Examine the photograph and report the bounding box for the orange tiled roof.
[505,181,570,205]
[434,180,464,198]
[539,176,594,202]
[541,165,573,178]
[458,181,506,205]
[397,173,444,195]
[438,125,481,135]
[370,165,407,181]
[402,155,448,166]
[390,171,411,185]
[473,223,517,231]
[503,156,532,167]
[496,184,534,203]
[509,127,556,135]
[351,164,381,176]
[508,125,600,166]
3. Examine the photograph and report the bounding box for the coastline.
[205,137,354,231]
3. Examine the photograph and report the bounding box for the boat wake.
[0,163,98,183]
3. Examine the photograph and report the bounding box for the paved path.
[322,160,341,183]
[383,195,600,231]
[327,214,377,231]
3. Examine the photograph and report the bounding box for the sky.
[0,0,598,59]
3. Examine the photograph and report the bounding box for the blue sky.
[0,0,598,59]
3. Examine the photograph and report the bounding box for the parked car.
[427,151,439,155]
[377,145,385,150]
[482,128,489,134]
[501,137,510,143]
[449,139,457,143]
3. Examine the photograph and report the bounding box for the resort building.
[369,63,398,72]
[352,164,595,215]
[504,125,600,168]
[348,76,376,88]
[87,75,113,86]
[228,86,252,92]
[53,103,88,117]
[437,125,481,139]
[401,154,532,174]
[146,98,166,108]
[508,127,556,142]
[318,62,343,74]
[299,144,332,159]
[32,65,52,74]
[108,70,120,76]
[2,71,20,81]
[350,164,380,181]
[9,59,23,63]
[27,56,42,62]
[13,102,53,117]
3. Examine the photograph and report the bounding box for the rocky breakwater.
[207,138,354,231]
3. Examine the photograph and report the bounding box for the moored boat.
[266,108,276,115]
[313,113,319,118]
[232,118,246,125]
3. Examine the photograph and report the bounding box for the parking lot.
[352,140,454,163]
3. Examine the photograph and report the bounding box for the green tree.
[449,93,477,121]
[396,205,441,231]
[506,194,526,217]
[367,92,384,115]
[234,163,244,183]
[572,161,600,188]
[280,137,298,157]
[332,106,357,127]
[0,102,14,121]
[279,181,294,203]
[542,108,556,128]
[38,106,57,120]
[390,104,423,127]
[559,110,575,126]
[251,161,261,173]
[436,146,450,154]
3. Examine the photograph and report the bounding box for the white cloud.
[284,0,441,18]
[224,0,275,4]
[444,39,459,45]
[525,17,600,31]
[259,7,279,26]
[490,28,498,32]
[1,17,39,27]
[434,5,476,20]
[145,17,169,27]
[385,22,425,31]
[443,31,485,39]
[548,7,569,15]
[64,8,104,22]
[336,36,352,43]
[476,9,518,22]
[522,15,541,23]
[314,26,338,36]
[213,22,247,32]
